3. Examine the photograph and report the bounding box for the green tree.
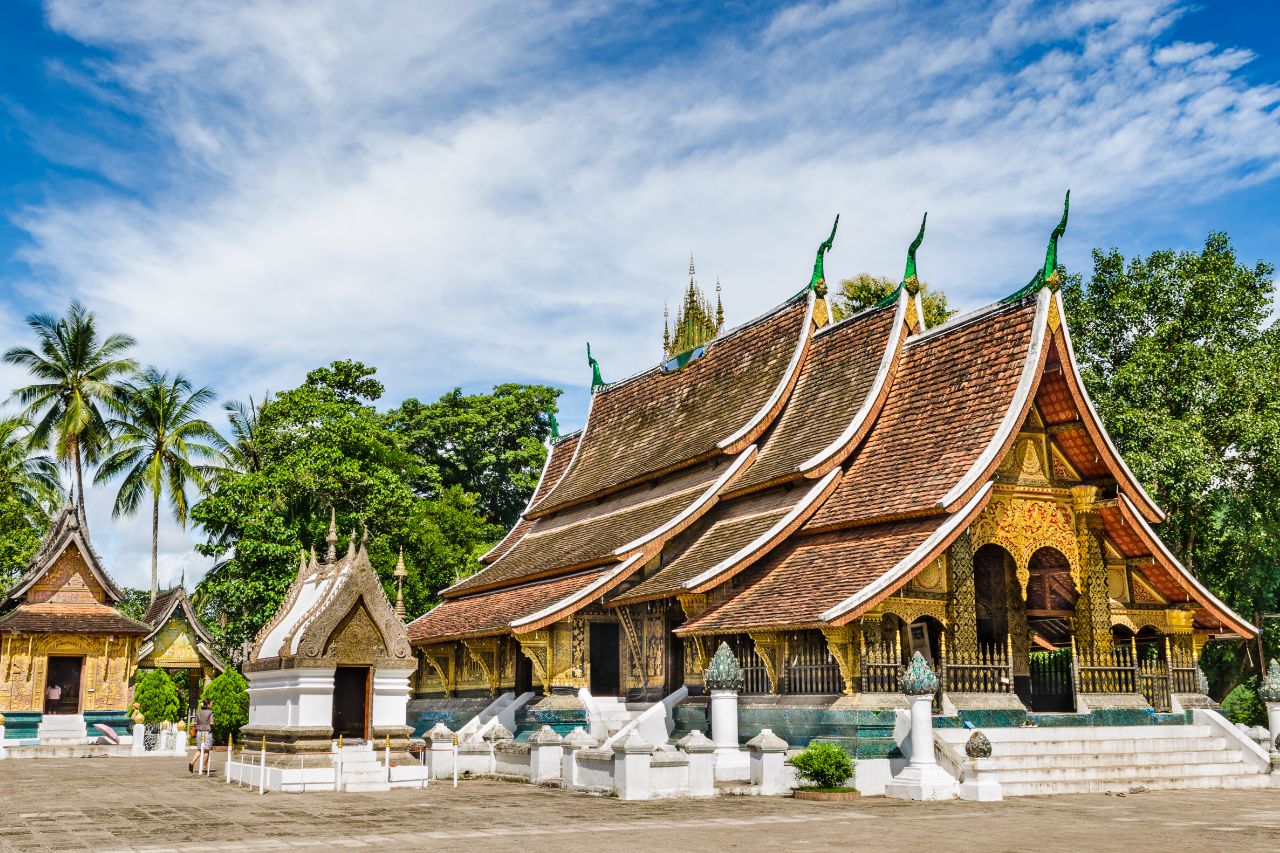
[829,273,953,327]
[95,370,222,600]
[216,395,269,475]
[0,416,61,586]
[201,668,249,744]
[133,668,181,723]
[1062,232,1280,686]
[192,361,498,659]
[115,587,152,623]
[3,300,137,508]
[387,384,560,528]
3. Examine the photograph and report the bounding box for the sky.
[2,0,1279,593]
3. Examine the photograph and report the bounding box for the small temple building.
[137,585,226,717]
[406,197,1255,750]
[0,501,150,741]
[242,518,415,752]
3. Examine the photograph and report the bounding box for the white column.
[424,723,456,779]
[710,690,739,754]
[1266,702,1280,755]
[370,667,414,731]
[0,723,7,759]
[561,727,597,790]
[884,695,957,800]
[132,723,146,755]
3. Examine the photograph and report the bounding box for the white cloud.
[7,0,1280,589]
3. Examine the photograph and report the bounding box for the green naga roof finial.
[1003,190,1071,304]
[545,405,559,441]
[587,342,605,392]
[808,214,839,298]
[903,211,927,290]
[1042,189,1070,287]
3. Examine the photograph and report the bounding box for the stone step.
[939,724,1212,743]
[994,760,1256,784]
[343,781,392,793]
[984,749,1245,771]
[1001,772,1271,797]
[970,736,1229,756]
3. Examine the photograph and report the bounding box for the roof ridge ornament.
[587,342,605,392]
[545,405,559,441]
[325,508,337,561]
[1003,190,1070,304]
[903,212,927,293]
[808,215,839,298]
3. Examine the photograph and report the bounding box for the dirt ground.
[0,756,1277,852]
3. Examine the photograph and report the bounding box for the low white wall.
[247,668,336,729]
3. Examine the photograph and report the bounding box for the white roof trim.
[9,533,119,603]
[684,467,841,591]
[526,389,596,516]
[1054,291,1166,522]
[612,446,756,556]
[913,291,927,332]
[800,291,907,472]
[1119,494,1256,634]
[717,290,815,450]
[938,288,1051,509]
[509,552,645,628]
[820,482,993,622]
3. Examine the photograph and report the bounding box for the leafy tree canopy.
[133,668,181,723]
[830,273,954,328]
[387,384,559,529]
[1062,232,1280,685]
[201,668,249,743]
[193,361,501,661]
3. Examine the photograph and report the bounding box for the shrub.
[1221,678,1266,727]
[133,669,181,723]
[787,741,854,790]
[201,669,249,744]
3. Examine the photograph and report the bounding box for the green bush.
[787,741,854,790]
[1221,678,1266,727]
[133,669,181,723]
[201,669,249,744]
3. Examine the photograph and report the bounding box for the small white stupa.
[242,514,415,752]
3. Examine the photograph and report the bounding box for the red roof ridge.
[936,288,1053,512]
[1050,290,1165,523]
[1115,494,1255,637]
[682,466,842,594]
[796,291,908,477]
[820,481,995,625]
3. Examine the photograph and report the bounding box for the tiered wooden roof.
[138,585,227,671]
[0,502,150,636]
[408,236,1255,646]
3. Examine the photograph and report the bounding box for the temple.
[0,501,150,742]
[242,516,415,753]
[402,204,1261,793]
[137,585,226,718]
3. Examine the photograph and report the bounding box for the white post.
[612,731,653,801]
[385,738,392,784]
[710,690,740,754]
[560,727,598,790]
[677,730,716,797]
[746,729,789,795]
[1266,702,1280,756]
[132,723,146,756]
[527,726,564,784]
[420,741,427,790]
[453,737,459,788]
[885,653,956,801]
[225,741,233,784]
[0,722,7,760]
[259,739,266,796]
[424,723,455,780]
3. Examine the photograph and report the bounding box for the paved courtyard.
[0,757,1277,852]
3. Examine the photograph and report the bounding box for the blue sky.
[2,0,1279,590]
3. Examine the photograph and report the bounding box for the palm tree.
[0,415,63,515]
[95,369,222,599]
[216,395,269,475]
[3,301,137,509]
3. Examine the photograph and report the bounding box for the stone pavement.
[0,756,1277,852]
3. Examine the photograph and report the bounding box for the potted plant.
[787,741,858,800]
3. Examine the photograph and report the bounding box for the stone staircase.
[592,697,652,740]
[938,724,1272,796]
[37,714,87,745]
[335,745,390,793]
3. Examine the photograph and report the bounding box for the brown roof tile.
[0,602,151,635]
[731,303,898,493]
[807,297,1041,530]
[480,432,581,565]
[532,295,810,513]
[447,459,727,596]
[408,568,611,644]
[610,488,801,604]
[675,516,947,635]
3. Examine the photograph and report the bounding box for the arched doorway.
[1025,547,1078,648]
[973,544,1016,647]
